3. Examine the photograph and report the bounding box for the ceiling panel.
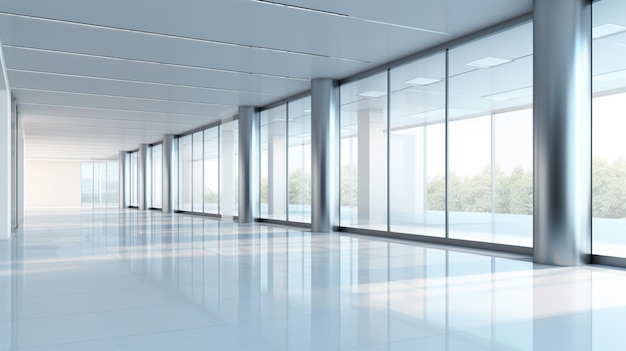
[0,0,533,161]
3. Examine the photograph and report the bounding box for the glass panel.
[179,135,193,211]
[340,72,388,231]
[592,0,626,257]
[130,152,138,207]
[288,97,311,223]
[260,105,287,220]
[220,121,238,218]
[152,144,162,208]
[107,161,119,208]
[448,22,533,246]
[93,162,107,208]
[494,109,533,246]
[389,53,446,237]
[204,127,220,214]
[192,131,204,212]
[81,162,93,208]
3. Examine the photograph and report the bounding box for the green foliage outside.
[593,157,626,218]
[260,171,312,205]
[204,189,219,203]
[258,157,626,218]
[427,165,532,215]
[341,165,358,207]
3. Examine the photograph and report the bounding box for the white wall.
[25,160,82,209]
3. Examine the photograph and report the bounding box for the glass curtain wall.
[177,125,223,215]
[81,161,119,208]
[179,135,193,211]
[259,98,312,224]
[220,120,238,218]
[448,23,533,247]
[129,151,139,207]
[204,128,220,214]
[592,0,626,257]
[288,97,312,223]
[260,105,288,221]
[389,53,446,237]
[151,144,162,209]
[338,23,532,247]
[340,73,388,231]
[81,163,94,208]
[192,131,204,212]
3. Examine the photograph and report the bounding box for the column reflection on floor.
[3,210,626,350]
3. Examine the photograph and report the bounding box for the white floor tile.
[1,209,625,350]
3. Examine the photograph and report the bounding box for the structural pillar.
[162,134,177,214]
[238,106,259,223]
[138,144,149,210]
[533,0,591,265]
[311,78,339,232]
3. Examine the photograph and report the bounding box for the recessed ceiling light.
[304,109,311,113]
[404,77,442,86]
[466,57,512,69]
[414,108,444,119]
[593,69,626,82]
[593,23,626,39]
[358,90,387,98]
[482,87,533,101]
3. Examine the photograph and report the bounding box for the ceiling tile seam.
[4,45,308,83]
[12,87,236,108]
[7,68,288,96]
[19,102,229,118]
[23,123,184,133]
[22,114,203,126]
[0,12,370,64]
[248,0,450,35]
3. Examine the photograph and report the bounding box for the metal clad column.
[534,0,591,265]
[119,151,127,209]
[311,78,339,232]
[239,106,259,223]
[138,144,148,210]
[162,134,176,214]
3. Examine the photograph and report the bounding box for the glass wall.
[592,0,626,257]
[151,144,162,209]
[338,22,532,247]
[204,128,220,214]
[81,161,119,208]
[259,97,312,224]
[260,105,287,221]
[446,22,533,246]
[340,72,388,231]
[192,131,204,212]
[177,124,224,215]
[389,53,446,237]
[179,135,193,211]
[81,162,94,208]
[288,97,311,223]
[220,120,239,218]
[129,151,139,207]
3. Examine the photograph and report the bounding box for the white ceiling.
[0,0,532,160]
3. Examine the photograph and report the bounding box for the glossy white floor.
[1,210,625,350]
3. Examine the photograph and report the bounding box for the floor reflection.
[0,209,624,350]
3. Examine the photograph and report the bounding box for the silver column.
[533,0,591,265]
[138,144,148,210]
[238,106,259,223]
[119,151,127,209]
[162,134,177,214]
[311,78,339,232]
